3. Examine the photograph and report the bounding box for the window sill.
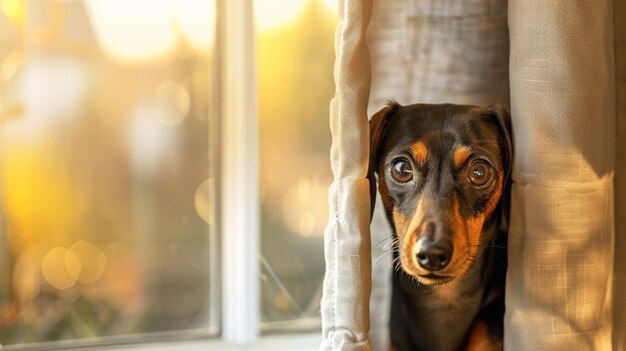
[90,333,321,351]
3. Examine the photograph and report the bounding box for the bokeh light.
[12,249,43,303]
[84,0,175,63]
[281,178,328,237]
[69,241,107,284]
[130,100,176,175]
[195,179,215,225]
[174,0,216,51]
[155,80,191,127]
[84,0,216,63]
[19,56,89,122]
[41,247,82,290]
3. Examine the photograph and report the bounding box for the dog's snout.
[415,236,453,272]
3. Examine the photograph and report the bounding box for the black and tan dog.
[369,102,512,351]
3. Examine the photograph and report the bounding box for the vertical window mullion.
[219,0,260,344]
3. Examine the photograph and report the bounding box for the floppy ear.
[486,104,513,184]
[485,104,513,225]
[367,102,400,222]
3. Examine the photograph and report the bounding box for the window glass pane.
[256,0,337,332]
[0,0,218,347]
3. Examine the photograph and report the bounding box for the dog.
[368,102,512,351]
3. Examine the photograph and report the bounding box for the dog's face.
[370,103,511,285]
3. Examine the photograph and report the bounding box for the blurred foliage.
[0,0,214,346]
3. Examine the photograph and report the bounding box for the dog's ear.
[484,104,513,226]
[485,104,513,184]
[367,102,400,222]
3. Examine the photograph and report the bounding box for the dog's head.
[369,102,512,285]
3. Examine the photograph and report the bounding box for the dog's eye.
[390,159,413,183]
[468,161,491,186]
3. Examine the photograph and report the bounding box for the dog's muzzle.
[414,235,453,271]
[412,221,454,272]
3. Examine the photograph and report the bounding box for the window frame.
[218,0,325,345]
[218,0,260,344]
[101,333,321,351]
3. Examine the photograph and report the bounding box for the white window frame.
[219,0,260,344]
[109,333,321,351]
[217,0,321,346]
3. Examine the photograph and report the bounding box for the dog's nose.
[415,236,453,271]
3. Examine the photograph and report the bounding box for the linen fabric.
[613,1,626,349]
[320,0,374,350]
[505,1,615,349]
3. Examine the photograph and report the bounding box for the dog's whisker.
[382,237,400,251]
[373,235,396,248]
[391,256,402,271]
[373,250,397,267]
[375,246,399,257]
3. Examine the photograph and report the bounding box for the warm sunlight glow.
[1,0,24,23]
[84,0,175,62]
[83,0,216,63]
[254,0,307,31]
[174,0,216,51]
[322,0,337,15]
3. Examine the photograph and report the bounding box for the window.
[0,0,335,349]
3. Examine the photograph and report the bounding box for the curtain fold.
[320,0,373,350]
[613,0,626,349]
[506,1,615,350]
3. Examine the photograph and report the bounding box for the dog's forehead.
[383,107,466,152]
[383,104,501,162]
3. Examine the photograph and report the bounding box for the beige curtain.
[506,1,614,349]
[613,1,626,350]
[322,0,621,350]
[320,0,373,350]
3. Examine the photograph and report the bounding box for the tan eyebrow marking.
[453,145,472,168]
[411,141,428,165]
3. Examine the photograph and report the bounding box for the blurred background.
[0,0,336,347]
